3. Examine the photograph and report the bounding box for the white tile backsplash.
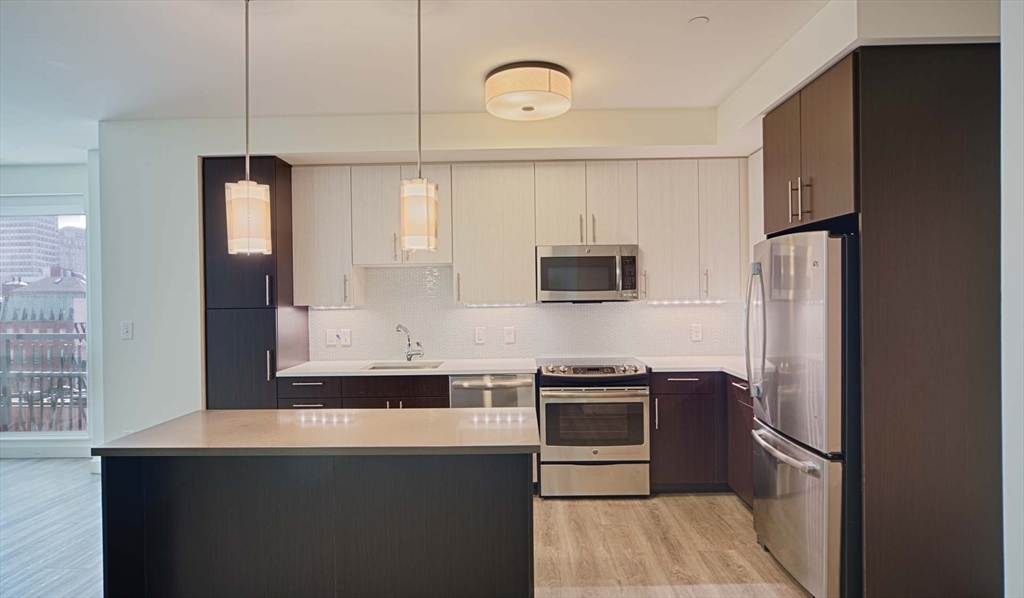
[308,266,744,361]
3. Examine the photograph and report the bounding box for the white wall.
[747,148,765,256]
[1002,1,1023,594]
[0,163,87,195]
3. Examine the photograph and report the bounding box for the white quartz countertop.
[93,408,540,457]
[637,356,748,380]
[277,358,538,377]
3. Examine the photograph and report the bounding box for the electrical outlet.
[691,324,703,342]
[338,329,351,346]
[326,329,338,346]
[120,321,133,340]
[475,327,486,345]
[503,326,515,344]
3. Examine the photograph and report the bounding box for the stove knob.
[559,366,569,373]
[619,366,628,373]
[631,365,640,373]
[545,365,555,373]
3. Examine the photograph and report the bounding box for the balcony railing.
[0,333,88,433]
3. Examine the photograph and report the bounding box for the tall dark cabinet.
[761,44,1002,596]
[202,156,307,410]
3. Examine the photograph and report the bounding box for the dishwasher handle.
[451,379,535,390]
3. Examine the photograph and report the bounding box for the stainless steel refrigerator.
[745,230,862,598]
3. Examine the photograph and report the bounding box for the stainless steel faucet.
[395,324,424,361]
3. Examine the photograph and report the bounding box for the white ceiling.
[0,0,826,164]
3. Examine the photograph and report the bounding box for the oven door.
[537,245,633,302]
[539,388,649,462]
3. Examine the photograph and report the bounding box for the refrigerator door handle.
[752,430,818,473]
[745,262,764,399]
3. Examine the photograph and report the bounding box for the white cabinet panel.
[535,161,587,246]
[351,165,402,266]
[401,163,452,264]
[586,161,638,245]
[637,160,701,301]
[699,159,743,300]
[452,163,536,304]
[292,166,363,306]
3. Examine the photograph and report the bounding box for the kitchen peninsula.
[94,407,539,598]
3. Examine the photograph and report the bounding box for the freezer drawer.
[753,419,841,598]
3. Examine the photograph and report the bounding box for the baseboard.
[0,435,92,459]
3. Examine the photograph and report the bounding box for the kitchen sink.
[363,361,444,370]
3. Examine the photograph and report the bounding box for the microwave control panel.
[621,256,638,297]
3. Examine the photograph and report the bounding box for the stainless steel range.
[537,358,650,497]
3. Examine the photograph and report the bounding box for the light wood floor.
[0,459,806,598]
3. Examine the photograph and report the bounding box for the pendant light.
[399,0,438,252]
[225,0,272,255]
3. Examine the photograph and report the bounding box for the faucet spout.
[395,324,424,361]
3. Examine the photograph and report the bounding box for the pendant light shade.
[400,178,438,251]
[400,0,438,252]
[225,180,272,254]
[226,0,272,255]
[485,62,571,121]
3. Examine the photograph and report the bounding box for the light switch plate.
[475,327,486,345]
[326,329,338,346]
[120,321,133,340]
[338,329,351,346]
[691,324,703,342]
[503,326,515,344]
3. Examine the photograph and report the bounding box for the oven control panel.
[542,364,642,375]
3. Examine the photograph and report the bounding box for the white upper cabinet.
[585,161,638,245]
[698,159,744,300]
[452,163,536,304]
[351,165,402,266]
[535,162,587,246]
[291,166,363,306]
[637,160,701,301]
[400,163,452,265]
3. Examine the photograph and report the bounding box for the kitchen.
[0,1,1013,598]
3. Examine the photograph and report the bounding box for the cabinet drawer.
[726,376,752,408]
[277,377,342,399]
[342,397,449,409]
[343,376,449,398]
[650,372,716,395]
[278,398,343,410]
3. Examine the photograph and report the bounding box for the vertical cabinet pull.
[591,214,596,243]
[797,176,803,221]
[579,214,584,243]
[655,398,659,430]
[393,233,399,262]
[343,274,349,303]
[266,350,272,382]
[788,181,794,223]
[265,275,271,306]
[399,400,403,409]
[386,401,391,409]
[456,273,462,302]
[643,270,648,298]
[704,269,709,298]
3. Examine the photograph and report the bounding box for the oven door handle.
[540,390,649,400]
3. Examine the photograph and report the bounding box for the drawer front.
[342,396,450,409]
[343,376,449,398]
[650,372,716,395]
[278,398,343,409]
[727,376,752,408]
[277,377,342,399]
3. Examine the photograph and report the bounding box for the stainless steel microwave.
[536,245,639,302]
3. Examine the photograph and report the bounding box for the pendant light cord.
[245,0,251,182]
[417,0,422,179]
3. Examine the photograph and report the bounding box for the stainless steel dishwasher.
[449,374,535,408]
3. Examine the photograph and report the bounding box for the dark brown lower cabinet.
[206,309,277,410]
[342,396,449,409]
[277,398,343,410]
[726,378,754,507]
[650,394,718,487]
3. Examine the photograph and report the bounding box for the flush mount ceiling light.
[399,0,439,252]
[484,62,572,121]
[225,0,272,255]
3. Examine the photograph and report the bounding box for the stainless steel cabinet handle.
[393,233,399,261]
[752,430,818,473]
[643,270,648,298]
[291,382,323,386]
[541,391,649,399]
[343,274,349,303]
[265,275,271,306]
[797,176,803,221]
[667,377,700,382]
[788,181,794,224]
[386,401,390,409]
[591,214,596,243]
[452,380,534,389]
[399,400,403,409]
[292,403,324,408]
[266,351,272,382]
[456,273,461,302]
[731,382,749,391]
[704,269,709,297]
[579,214,584,243]
[655,398,659,430]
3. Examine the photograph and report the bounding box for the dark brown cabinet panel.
[342,375,449,399]
[277,377,342,399]
[650,372,716,395]
[278,398,344,410]
[342,396,448,409]
[726,377,754,507]
[206,309,277,410]
[650,394,717,486]
[398,396,450,409]
[342,397,392,409]
[762,92,801,235]
[800,54,856,224]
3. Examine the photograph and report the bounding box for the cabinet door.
[203,157,278,309]
[727,393,755,506]
[762,93,801,235]
[396,396,450,409]
[351,165,402,265]
[585,161,638,245]
[206,309,277,409]
[400,164,453,265]
[452,163,536,304]
[650,394,717,485]
[535,162,587,246]
[637,160,700,300]
[342,397,393,409]
[292,166,360,306]
[800,53,856,224]
[698,159,743,300]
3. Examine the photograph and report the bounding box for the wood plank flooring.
[0,459,806,598]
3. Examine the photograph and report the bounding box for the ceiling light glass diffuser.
[485,62,572,121]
